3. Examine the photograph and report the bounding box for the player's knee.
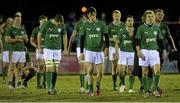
[45,60,55,72]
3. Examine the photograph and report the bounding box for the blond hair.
[141,10,155,23]
[113,10,121,14]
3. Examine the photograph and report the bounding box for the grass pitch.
[0,74,180,102]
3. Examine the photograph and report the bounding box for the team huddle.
[0,7,177,98]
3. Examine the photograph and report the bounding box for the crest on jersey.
[153,31,157,35]
[96,27,100,31]
[162,30,166,34]
[21,31,25,34]
[58,28,61,32]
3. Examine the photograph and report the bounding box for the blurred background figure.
[66,11,77,52]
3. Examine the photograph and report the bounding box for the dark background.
[0,0,179,22]
[0,0,179,51]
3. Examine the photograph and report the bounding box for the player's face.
[112,13,121,22]
[6,18,13,26]
[155,12,164,22]
[0,23,5,33]
[39,18,47,25]
[54,21,61,26]
[14,16,22,26]
[145,13,155,25]
[126,17,134,27]
[88,12,96,22]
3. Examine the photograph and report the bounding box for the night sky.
[0,0,180,51]
[0,0,179,22]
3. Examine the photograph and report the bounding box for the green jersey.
[80,19,108,52]
[73,20,84,47]
[118,27,134,52]
[108,22,125,47]
[39,20,67,50]
[5,26,27,51]
[31,27,45,48]
[159,22,171,40]
[135,23,163,50]
[2,32,11,51]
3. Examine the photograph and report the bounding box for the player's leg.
[126,52,135,93]
[77,48,86,93]
[133,51,143,93]
[109,47,118,92]
[118,64,126,93]
[139,49,150,98]
[50,49,61,94]
[85,50,95,96]
[96,63,103,96]
[127,65,135,93]
[2,51,10,83]
[111,60,118,92]
[117,51,127,93]
[36,50,46,89]
[22,66,36,88]
[86,62,94,96]
[150,50,161,97]
[95,51,105,96]
[15,51,26,88]
[44,48,54,94]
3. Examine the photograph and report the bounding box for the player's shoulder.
[33,26,39,31]
[137,23,145,28]
[97,19,106,24]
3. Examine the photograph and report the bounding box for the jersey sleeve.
[31,27,38,37]
[39,21,48,34]
[73,22,79,33]
[135,26,142,39]
[102,22,108,34]
[165,25,171,38]
[79,23,86,36]
[62,24,67,35]
[157,27,163,40]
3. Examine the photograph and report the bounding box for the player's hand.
[137,51,145,61]
[79,53,84,61]
[172,47,177,52]
[63,50,68,56]
[113,53,119,61]
[104,48,109,57]
[38,48,43,54]
[162,50,167,60]
[66,49,70,56]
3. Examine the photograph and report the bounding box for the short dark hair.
[87,7,97,14]
[126,15,134,19]
[0,16,5,25]
[39,15,47,21]
[154,9,164,14]
[54,14,64,23]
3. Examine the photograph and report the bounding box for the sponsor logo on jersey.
[146,38,156,43]
[124,40,132,45]
[89,34,99,39]
[49,34,59,38]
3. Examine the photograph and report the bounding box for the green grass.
[0,74,180,102]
